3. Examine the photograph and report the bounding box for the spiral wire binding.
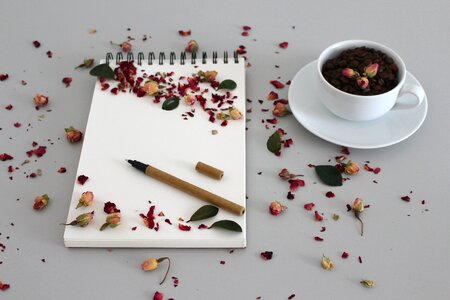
[105,51,239,65]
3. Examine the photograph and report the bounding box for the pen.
[126,159,245,216]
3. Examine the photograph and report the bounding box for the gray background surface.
[1,0,449,299]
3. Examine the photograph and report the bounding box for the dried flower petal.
[153,291,164,300]
[325,191,335,198]
[321,255,334,270]
[0,74,9,81]
[34,94,49,107]
[345,160,360,175]
[314,210,323,222]
[33,194,49,210]
[77,175,89,185]
[269,201,286,215]
[279,42,289,49]
[260,251,273,260]
[0,153,13,161]
[104,201,120,213]
[242,25,252,31]
[267,91,279,100]
[33,40,41,48]
[178,30,191,36]
[314,236,324,241]
[342,252,349,259]
[272,102,289,117]
[360,279,375,288]
[178,223,191,231]
[270,80,285,89]
[401,195,411,202]
[288,179,305,192]
[62,77,72,87]
[304,203,315,211]
[65,126,83,143]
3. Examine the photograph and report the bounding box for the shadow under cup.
[316,40,421,122]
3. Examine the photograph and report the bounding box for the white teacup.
[317,40,425,121]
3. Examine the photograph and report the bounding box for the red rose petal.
[165,218,173,225]
[104,201,120,213]
[266,118,277,124]
[241,31,249,37]
[260,251,273,260]
[198,224,208,229]
[358,256,363,263]
[373,167,381,174]
[342,252,349,259]
[287,191,295,200]
[340,146,350,155]
[304,203,315,211]
[57,167,66,173]
[5,104,13,110]
[320,227,326,232]
[178,223,191,231]
[220,260,226,265]
[288,179,305,192]
[0,74,9,81]
[0,280,11,291]
[401,195,411,202]
[279,42,289,49]
[13,122,21,128]
[270,80,285,89]
[131,226,137,231]
[325,191,335,198]
[46,50,53,58]
[77,175,89,185]
[242,25,252,31]
[288,294,296,299]
[314,236,324,241]
[267,91,279,100]
[33,40,41,48]
[62,77,72,87]
[26,146,46,158]
[314,210,323,222]
[153,291,164,300]
[178,30,191,36]
[7,166,14,173]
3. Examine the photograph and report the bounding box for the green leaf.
[188,205,219,222]
[218,79,237,90]
[162,97,180,111]
[315,165,343,186]
[99,223,109,231]
[89,63,115,79]
[209,220,242,232]
[266,131,281,154]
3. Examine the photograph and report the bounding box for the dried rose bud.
[34,94,49,107]
[62,211,94,227]
[364,63,379,78]
[357,77,369,89]
[33,194,49,210]
[142,257,172,285]
[342,68,359,79]
[100,213,121,231]
[272,102,289,117]
[269,201,286,216]
[345,160,360,175]
[185,40,199,53]
[76,191,94,209]
[143,81,159,96]
[198,70,218,82]
[216,112,230,120]
[360,279,375,288]
[321,255,335,270]
[353,198,364,213]
[184,94,196,106]
[141,257,159,271]
[65,126,83,143]
[75,58,95,69]
[278,168,302,180]
[121,41,132,52]
[229,107,243,120]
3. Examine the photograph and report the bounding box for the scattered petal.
[325,191,335,198]
[270,80,285,89]
[77,175,89,185]
[304,203,315,211]
[260,251,273,260]
[279,42,289,49]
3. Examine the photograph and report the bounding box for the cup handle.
[392,83,425,110]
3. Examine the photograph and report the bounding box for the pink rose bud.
[34,94,49,107]
[353,198,364,213]
[65,126,83,143]
[143,81,159,96]
[185,40,199,53]
[269,201,286,216]
[364,63,379,78]
[107,213,121,226]
[184,94,196,106]
[356,77,369,89]
[342,68,358,79]
[278,168,291,180]
[272,102,289,117]
[77,211,94,227]
[33,194,49,210]
[229,107,243,120]
[345,160,360,175]
[120,41,132,52]
[76,191,94,209]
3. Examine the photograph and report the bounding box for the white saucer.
[288,60,428,149]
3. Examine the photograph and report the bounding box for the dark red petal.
[0,74,9,81]
[267,91,279,100]
[77,175,89,185]
[342,252,349,259]
[270,80,285,89]
[26,146,46,158]
[287,192,295,200]
[220,260,226,265]
[165,219,173,225]
[198,224,208,229]
[153,291,164,300]
[33,40,41,48]
[178,223,191,231]
[325,191,335,198]
[314,236,324,241]
[104,201,120,213]
[346,204,352,211]
[0,153,13,161]
[242,25,252,31]
[62,77,72,87]
[304,203,315,211]
[178,30,191,36]
[46,50,53,58]
[288,294,295,299]
[260,251,273,260]
[340,146,350,155]
[279,42,289,49]
[314,210,323,222]
[131,226,137,231]
[13,122,21,128]
[5,104,13,110]
[320,227,326,232]
[241,31,249,37]
[401,195,411,202]
[358,256,363,263]
[373,167,381,174]
[57,167,67,173]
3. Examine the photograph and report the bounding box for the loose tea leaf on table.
[89,63,115,79]
[162,97,180,110]
[266,131,281,154]
[188,205,219,222]
[209,220,242,232]
[315,165,342,186]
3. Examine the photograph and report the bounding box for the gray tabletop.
[1,0,449,299]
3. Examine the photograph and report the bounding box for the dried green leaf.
[89,63,115,79]
[266,131,281,154]
[218,79,237,90]
[209,220,242,232]
[188,205,219,222]
[162,97,180,111]
[315,165,343,186]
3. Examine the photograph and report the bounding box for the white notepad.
[64,52,246,248]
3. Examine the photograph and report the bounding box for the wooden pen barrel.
[145,165,245,216]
